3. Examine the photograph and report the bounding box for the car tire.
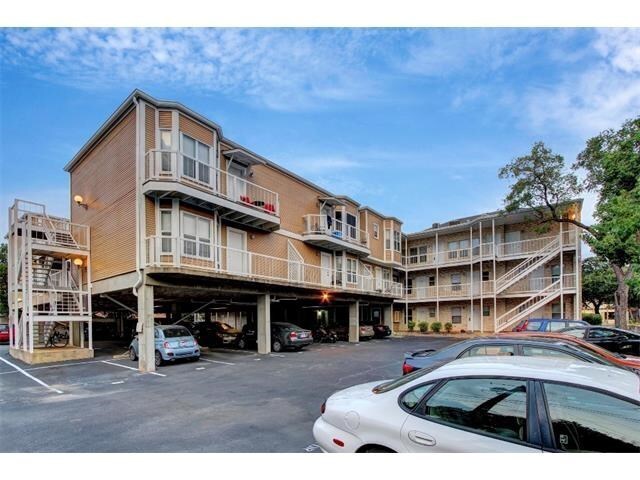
[237,338,247,350]
[360,446,395,453]
[272,339,283,353]
[191,356,200,362]
[154,350,163,368]
[129,347,137,361]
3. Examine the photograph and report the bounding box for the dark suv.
[512,318,588,332]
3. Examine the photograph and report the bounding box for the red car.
[0,324,10,343]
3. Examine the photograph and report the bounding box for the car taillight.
[320,401,326,414]
[163,341,170,348]
[402,361,415,375]
[193,338,198,346]
[289,331,297,340]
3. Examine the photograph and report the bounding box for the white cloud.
[519,28,640,137]
[0,28,383,111]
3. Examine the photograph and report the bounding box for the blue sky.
[1,28,640,235]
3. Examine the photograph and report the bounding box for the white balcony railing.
[146,236,402,297]
[403,229,578,268]
[303,214,370,249]
[145,150,279,217]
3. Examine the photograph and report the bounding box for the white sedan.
[313,356,640,453]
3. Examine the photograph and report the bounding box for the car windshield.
[0,325,8,332]
[373,361,448,393]
[274,323,298,330]
[162,327,191,338]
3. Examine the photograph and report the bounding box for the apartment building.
[6,89,582,368]
[399,205,582,333]
[7,90,404,367]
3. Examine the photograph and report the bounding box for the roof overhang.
[222,148,266,166]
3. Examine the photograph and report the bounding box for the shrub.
[430,322,442,333]
[444,322,453,333]
[582,313,602,325]
[407,320,415,331]
[418,321,429,333]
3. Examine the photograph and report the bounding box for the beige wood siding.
[145,105,156,153]
[70,109,137,282]
[365,210,385,260]
[179,114,214,146]
[250,164,320,234]
[145,197,156,236]
[159,110,172,130]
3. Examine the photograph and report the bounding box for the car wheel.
[129,347,137,361]
[191,356,200,362]
[154,350,163,367]
[272,339,283,353]
[237,338,247,350]
[360,446,395,453]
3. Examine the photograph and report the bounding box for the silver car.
[129,325,200,367]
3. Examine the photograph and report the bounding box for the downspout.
[132,95,143,297]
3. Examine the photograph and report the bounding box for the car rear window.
[525,321,543,331]
[373,361,448,393]
[162,327,191,338]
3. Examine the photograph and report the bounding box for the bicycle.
[45,322,70,348]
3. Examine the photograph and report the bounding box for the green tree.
[582,256,616,315]
[499,117,640,329]
[0,243,7,316]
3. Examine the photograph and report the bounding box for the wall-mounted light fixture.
[74,195,88,209]
[321,292,330,303]
[73,258,84,267]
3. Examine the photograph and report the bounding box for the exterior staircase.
[495,280,561,332]
[494,237,560,295]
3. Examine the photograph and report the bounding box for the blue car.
[129,325,200,367]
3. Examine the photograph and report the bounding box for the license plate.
[299,332,308,338]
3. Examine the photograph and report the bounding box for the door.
[472,304,481,331]
[227,228,248,274]
[400,377,540,453]
[472,270,481,296]
[320,252,332,286]
[415,276,428,299]
[375,267,383,291]
[227,164,246,202]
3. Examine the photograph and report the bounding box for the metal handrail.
[302,214,370,248]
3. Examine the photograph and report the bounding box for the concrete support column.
[257,294,271,354]
[137,283,156,372]
[383,304,393,334]
[349,301,360,343]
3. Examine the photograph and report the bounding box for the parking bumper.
[312,416,362,453]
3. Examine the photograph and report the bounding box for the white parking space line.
[101,360,166,377]
[195,367,206,370]
[111,381,125,385]
[0,356,64,394]
[269,353,285,358]
[199,358,235,366]
[0,359,107,375]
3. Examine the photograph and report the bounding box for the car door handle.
[408,430,436,446]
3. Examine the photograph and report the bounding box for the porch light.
[321,292,330,303]
[74,195,88,209]
[73,258,84,267]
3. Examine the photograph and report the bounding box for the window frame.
[451,306,462,324]
[373,223,379,240]
[393,230,401,252]
[399,375,542,450]
[537,379,640,452]
[180,211,213,260]
[180,133,212,185]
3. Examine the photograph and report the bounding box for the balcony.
[143,150,280,231]
[302,214,370,256]
[145,236,403,298]
[403,229,578,269]
[405,274,576,302]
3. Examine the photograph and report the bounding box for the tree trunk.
[611,264,630,330]
[593,302,600,315]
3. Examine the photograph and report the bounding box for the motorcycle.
[313,327,338,343]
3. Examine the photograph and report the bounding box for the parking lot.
[0,336,458,452]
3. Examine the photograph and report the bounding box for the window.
[551,265,561,282]
[448,240,459,259]
[482,270,490,281]
[543,383,640,452]
[406,278,413,294]
[460,345,515,357]
[384,229,391,249]
[451,273,461,291]
[407,308,413,323]
[483,305,491,317]
[551,302,561,320]
[181,134,211,184]
[451,306,462,324]
[524,320,544,331]
[588,328,618,339]
[560,327,586,339]
[428,275,436,287]
[400,384,435,410]
[346,213,357,239]
[459,239,470,258]
[335,254,343,286]
[393,230,401,252]
[346,258,357,284]
[409,247,418,264]
[521,346,577,360]
[549,320,569,331]
[373,223,379,239]
[420,378,528,443]
[428,307,436,318]
[160,130,173,172]
[182,212,212,259]
[160,209,173,253]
